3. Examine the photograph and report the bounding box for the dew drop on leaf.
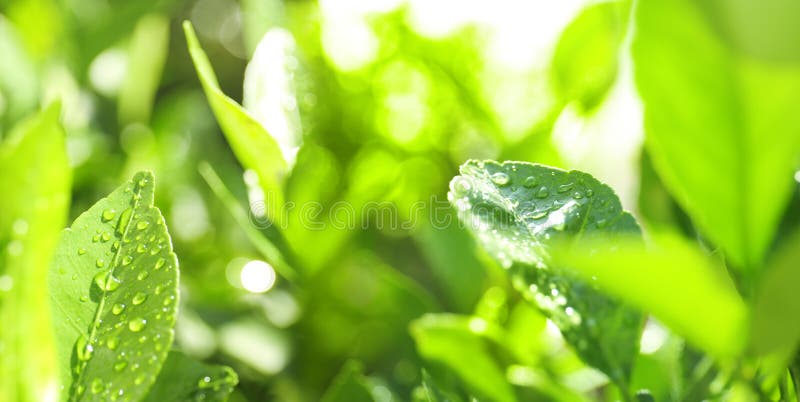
[107,337,119,350]
[76,336,94,361]
[132,292,147,305]
[102,209,117,222]
[77,248,87,255]
[154,258,165,270]
[136,221,150,230]
[137,270,149,280]
[112,303,125,315]
[128,318,147,332]
[96,259,105,268]
[114,360,128,372]
[122,255,133,266]
[116,208,133,235]
[523,176,538,188]
[490,172,510,186]
[536,187,549,198]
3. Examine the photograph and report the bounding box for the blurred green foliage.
[1,0,800,401]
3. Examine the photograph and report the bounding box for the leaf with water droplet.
[142,351,238,402]
[448,160,644,388]
[0,103,70,401]
[49,171,179,401]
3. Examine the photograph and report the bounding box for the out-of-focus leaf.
[410,314,516,402]
[751,230,800,355]
[243,27,302,166]
[551,233,747,359]
[0,104,70,401]
[118,14,169,125]
[49,172,179,401]
[320,361,374,402]
[551,1,628,111]
[448,160,643,387]
[413,370,465,402]
[0,16,39,132]
[632,0,800,270]
[198,162,297,282]
[143,351,238,402]
[184,21,288,224]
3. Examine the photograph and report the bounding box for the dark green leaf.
[0,104,70,401]
[320,361,374,402]
[49,172,179,401]
[143,351,238,402]
[448,160,644,386]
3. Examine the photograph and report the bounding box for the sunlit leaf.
[632,0,800,270]
[118,13,169,125]
[143,351,238,402]
[49,172,179,401]
[448,160,644,388]
[551,233,748,359]
[184,21,288,224]
[0,104,70,401]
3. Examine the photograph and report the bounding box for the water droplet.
[101,232,111,242]
[122,255,133,266]
[573,191,583,199]
[92,235,101,243]
[137,270,149,280]
[114,360,128,372]
[76,385,85,396]
[134,375,145,385]
[102,209,117,222]
[112,304,125,315]
[136,244,147,253]
[107,337,119,350]
[586,189,594,197]
[557,183,573,193]
[90,378,105,394]
[163,295,174,306]
[530,210,548,220]
[128,318,146,332]
[154,258,165,270]
[79,295,88,302]
[94,272,108,289]
[535,187,549,198]
[76,336,94,361]
[136,221,150,230]
[523,176,538,188]
[78,248,87,255]
[155,285,163,295]
[116,208,132,235]
[198,376,212,388]
[112,241,120,251]
[96,259,105,268]
[490,172,510,186]
[132,292,147,305]
[105,275,121,291]
[138,335,148,343]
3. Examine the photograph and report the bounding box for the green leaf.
[49,171,179,401]
[631,0,800,270]
[551,233,748,359]
[143,351,238,402]
[551,1,628,111]
[118,13,169,125]
[0,16,38,132]
[0,104,70,401]
[448,160,644,387]
[410,314,516,402]
[320,361,374,402]
[184,21,288,224]
[751,230,800,356]
[413,371,465,402]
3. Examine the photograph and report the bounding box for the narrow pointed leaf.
[49,172,179,401]
[143,351,238,402]
[448,160,643,386]
[184,21,287,224]
[0,104,70,401]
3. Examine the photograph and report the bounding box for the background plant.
[1,0,800,401]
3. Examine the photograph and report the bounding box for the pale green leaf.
[449,160,644,386]
[551,1,628,111]
[184,21,288,224]
[0,104,70,402]
[551,233,748,359]
[118,14,169,125]
[143,351,238,402]
[49,172,179,401]
[632,0,800,270]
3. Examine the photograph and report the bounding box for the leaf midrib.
[69,184,143,401]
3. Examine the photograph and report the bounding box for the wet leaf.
[448,160,644,387]
[143,351,238,402]
[49,172,179,401]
